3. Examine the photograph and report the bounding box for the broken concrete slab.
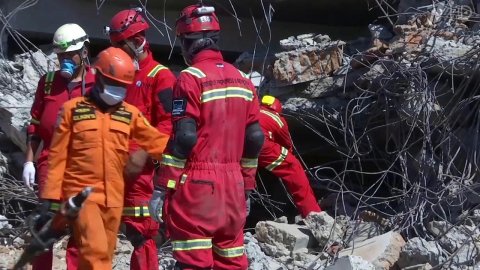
[397,237,445,268]
[255,221,314,256]
[273,42,345,85]
[325,255,375,270]
[427,221,473,253]
[344,221,384,248]
[339,231,406,270]
[304,212,345,247]
[244,232,287,270]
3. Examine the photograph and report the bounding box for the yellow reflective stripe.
[213,245,245,258]
[122,206,150,217]
[172,239,212,251]
[260,109,284,128]
[181,67,206,78]
[30,118,40,125]
[201,87,253,103]
[167,179,177,189]
[238,70,249,79]
[44,71,55,95]
[147,64,167,77]
[49,202,60,211]
[161,154,186,169]
[265,147,288,171]
[241,158,258,168]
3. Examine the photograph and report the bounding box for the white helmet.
[52,23,89,53]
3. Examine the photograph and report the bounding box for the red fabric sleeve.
[27,75,47,135]
[155,73,199,189]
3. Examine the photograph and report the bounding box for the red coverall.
[156,50,260,269]
[122,50,176,270]
[258,106,321,218]
[27,68,95,270]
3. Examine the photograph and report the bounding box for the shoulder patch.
[172,98,187,117]
[72,106,96,122]
[111,108,132,125]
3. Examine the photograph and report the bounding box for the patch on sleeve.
[172,98,187,117]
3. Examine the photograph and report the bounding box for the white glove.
[22,161,36,190]
[149,188,166,223]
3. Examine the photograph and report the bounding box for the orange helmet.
[94,47,135,85]
[261,95,282,114]
[176,4,220,37]
[106,8,149,42]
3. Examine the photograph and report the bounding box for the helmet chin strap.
[126,38,146,57]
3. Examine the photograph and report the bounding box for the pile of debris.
[236,0,480,269]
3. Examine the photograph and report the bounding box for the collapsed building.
[1,0,480,269]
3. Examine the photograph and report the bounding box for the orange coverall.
[40,96,169,270]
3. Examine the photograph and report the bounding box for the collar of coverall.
[61,65,96,94]
[190,49,223,65]
[137,49,154,70]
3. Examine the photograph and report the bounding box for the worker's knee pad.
[125,225,147,248]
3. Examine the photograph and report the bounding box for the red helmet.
[261,95,282,114]
[176,4,220,36]
[106,8,149,42]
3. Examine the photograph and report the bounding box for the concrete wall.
[1,0,369,54]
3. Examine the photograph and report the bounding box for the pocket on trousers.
[190,179,215,194]
[180,179,217,219]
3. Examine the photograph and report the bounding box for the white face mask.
[99,84,127,105]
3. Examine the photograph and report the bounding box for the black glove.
[29,199,58,231]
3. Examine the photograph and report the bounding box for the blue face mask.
[99,84,127,106]
[60,59,78,79]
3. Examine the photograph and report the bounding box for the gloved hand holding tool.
[13,187,93,270]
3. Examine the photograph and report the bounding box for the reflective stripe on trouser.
[123,216,159,270]
[71,201,122,270]
[123,167,159,270]
[166,163,248,270]
[123,206,150,217]
[259,140,321,218]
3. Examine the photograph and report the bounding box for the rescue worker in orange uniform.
[105,9,176,270]
[148,3,264,270]
[24,23,94,270]
[39,47,170,270]
[258,95,321,218]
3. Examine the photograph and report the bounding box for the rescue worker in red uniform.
[258,95,321,218]
[148,4,264,270]
[40,47,170,270]
[105,8,176,270]
[24,23,94,270]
